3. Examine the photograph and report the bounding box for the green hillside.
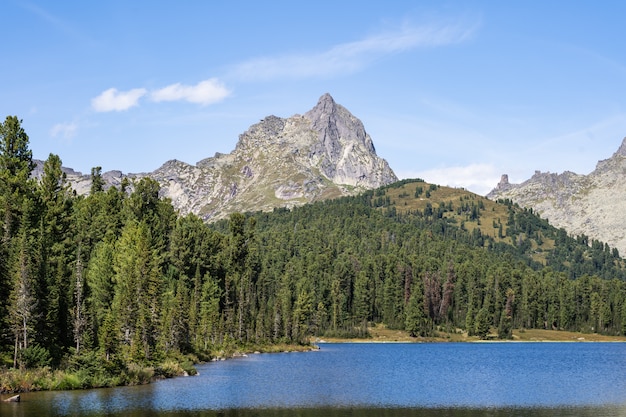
[212,178,626,341]
[377,179,623,277]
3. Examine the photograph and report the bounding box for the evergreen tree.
[38,153,73,361]
[474,305,491,339]
[90,166,105,195]
[292,287,314,343]
[197,273,222,351]
[86,239,116,344]
[0,116,36,349]
[111,221,162,362]
[8,198,39,367]
[0,116,35,242]
[497,288,514,339]
[353,270,372,326]
[72,245,87,353]
[405,287,429,337]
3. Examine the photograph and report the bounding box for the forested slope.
[218,179,626,340]
[1,116,625,391]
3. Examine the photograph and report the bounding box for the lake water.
[3,342,626,417]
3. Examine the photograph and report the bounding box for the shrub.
[155,360,183,378]
[20,345,52,369]
[65,349,109,377]
[0,367,55,392]
[53,372,83,390]
[124,363,154,385]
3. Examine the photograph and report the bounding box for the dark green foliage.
[90,167,105,195]
[1,118,626,382]
[474,306,491,339]
[19,344,51,369]
[405,289,430,337]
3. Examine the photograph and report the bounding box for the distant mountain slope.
[48,93,397,220]
[487,138,626,255]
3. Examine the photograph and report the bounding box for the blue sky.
[3,1,626,195]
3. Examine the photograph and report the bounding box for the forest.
[2,115,626,390]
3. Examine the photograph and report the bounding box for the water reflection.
[4,403,626,417]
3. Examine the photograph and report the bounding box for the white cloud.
[91,88,147,112]
[50,122,78,139]
[151,78,230,105]
[398,163,500,196]
[232,19,479,80]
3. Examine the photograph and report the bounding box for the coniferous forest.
[2,115,626,390]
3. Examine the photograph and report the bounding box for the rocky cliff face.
[54,93,397,220]
[487,137,626,254]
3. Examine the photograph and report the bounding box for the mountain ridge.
[487,137,626,254]
[43,93,398,220]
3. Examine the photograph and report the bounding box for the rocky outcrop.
[490,174,513,194]
[488,137,626,255]
[50,94,397,221]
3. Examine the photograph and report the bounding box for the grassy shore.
[318,323,626,343]
[0,357,198,394]
[0,343,316,394]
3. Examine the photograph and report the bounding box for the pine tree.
[99,309,119,361]
[405,288,429,337]
[111,221,163,362]
[38,153,74,361]
[498,288,514,339]
[474,305,491,339]
[224,213,259,341]
[197,273,222,351]
[353,270,371,326]
[0,116,36,242]
[86,239,116,345]
[90,166,105,195]
[292,287,314,343]
[0,116,36,349]
[72,245,87,353]
[8,199,39,368]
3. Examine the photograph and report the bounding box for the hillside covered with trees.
[2,116,626,391]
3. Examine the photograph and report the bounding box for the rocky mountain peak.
[308,92,337,116]
[305,93,375,154]
[59,94,398,221]
[301,94,384,186]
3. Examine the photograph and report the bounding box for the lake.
[2,342,626,417]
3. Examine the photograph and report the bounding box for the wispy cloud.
[50,122,78,139]
[20,2,96,46]
[232,19,479,81]
[399,163,499,196]
[151,79,231,105]
[91,88,147,112]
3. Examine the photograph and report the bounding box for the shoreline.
[3,328,624,395]
[318,324,626,344]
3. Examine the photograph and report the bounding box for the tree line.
[2,115,626,380]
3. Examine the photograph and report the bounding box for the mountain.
[487,137,626,255]
[50,94,397,220]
